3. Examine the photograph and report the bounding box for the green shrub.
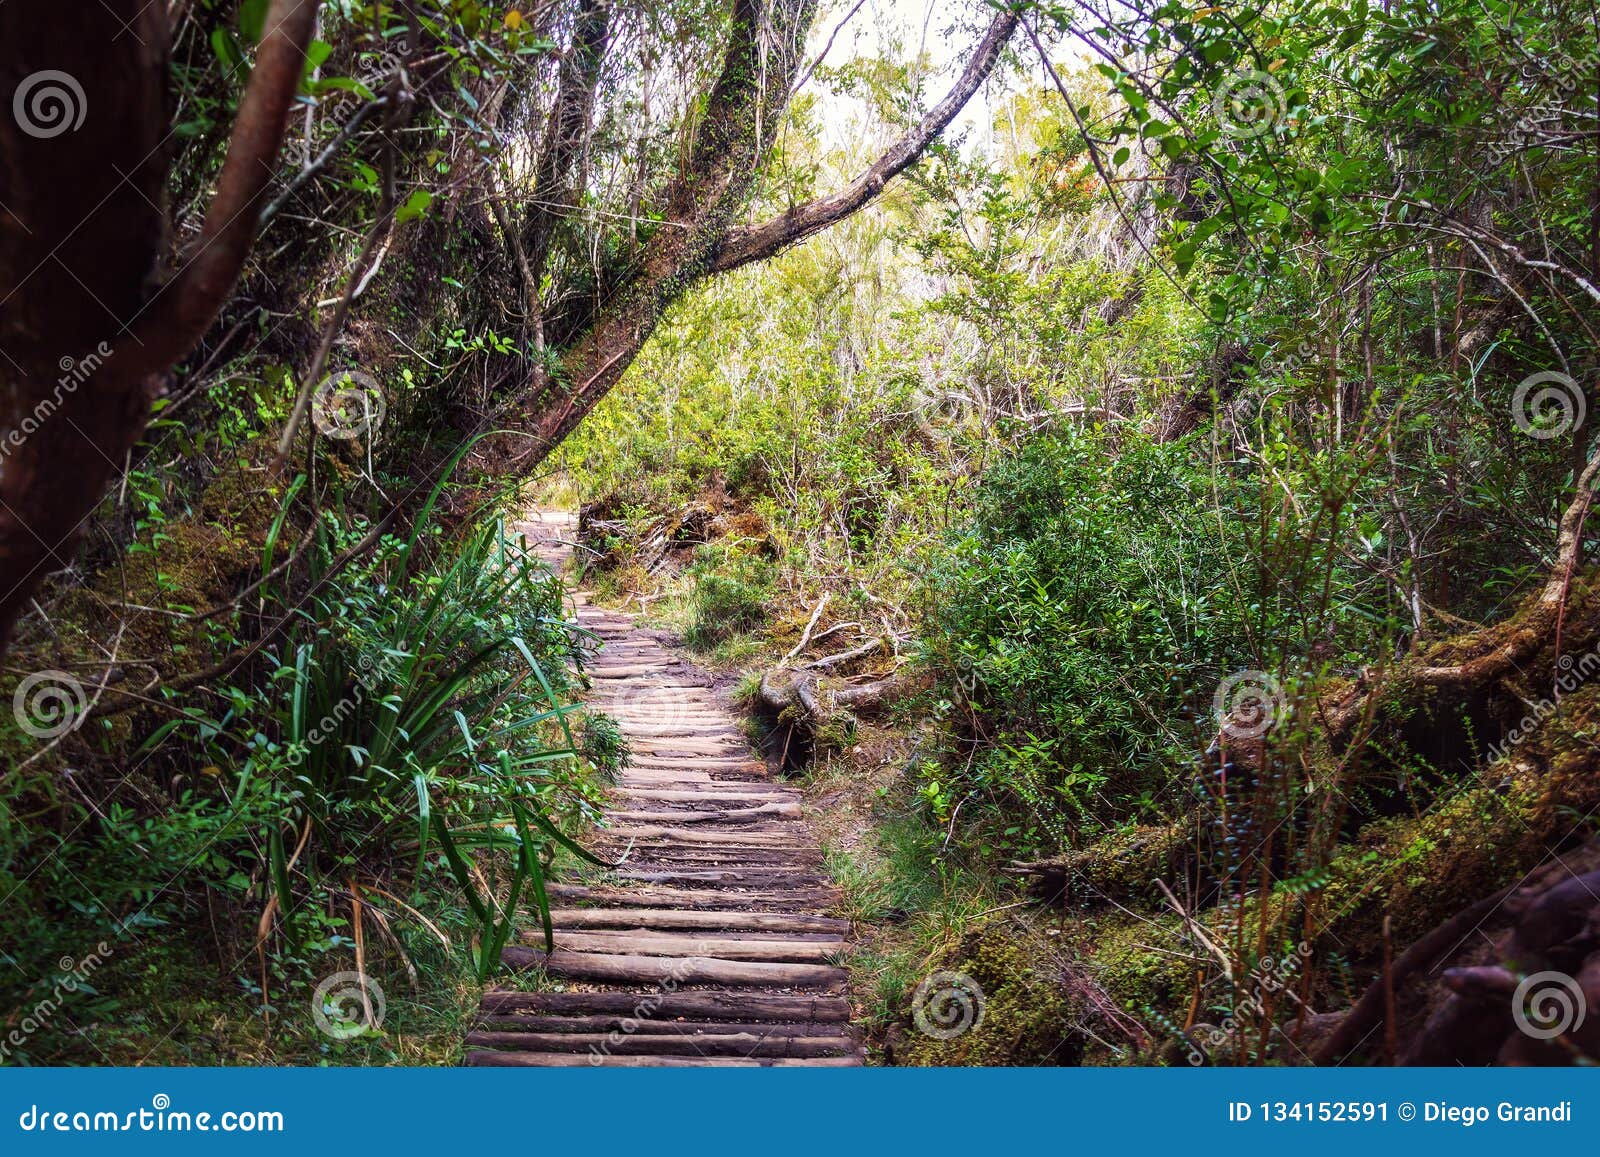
[684,543,774,648]
[0,502,608,1060]
[922,424,1389,854]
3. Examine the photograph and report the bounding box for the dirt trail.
[465,511,862,1067]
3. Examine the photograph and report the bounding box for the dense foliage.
[4,0,1599,1067]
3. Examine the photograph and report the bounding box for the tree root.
[756,658,925,724]
[1310,841,1600,1065]
[1319,439,1600,747]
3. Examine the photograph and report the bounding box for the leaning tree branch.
[709,8,1020,275]
[503,0,1016,473]
[0,0,316,660]
[1317,433,1600,745]
[111,0,319,379]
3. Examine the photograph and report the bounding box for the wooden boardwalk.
[465,511,862,1067]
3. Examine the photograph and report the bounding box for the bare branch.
[709,9,1019,275]
[113,0,319,378]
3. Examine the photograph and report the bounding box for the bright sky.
[803,0,1003,155]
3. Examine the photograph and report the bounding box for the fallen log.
[1311,844,1600,1065]
[756,660,926,724]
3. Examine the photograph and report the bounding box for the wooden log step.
[614,777,756,792]
[612,722,732,733]
[534,929,845,961]
[609,848,822,865]
[466,1050,860,1068]
[543,883,838,911]
[631,749,750,763]
[606,703,727,713]
[606,699,723,709]
[477,990,852,1021]
[621,769,775,784]
[591,682,710,693]
[630,734,746,747]
[616,767,723,781]
[543,909,849,934]
[623,760,755,773]
[589,673,684,683]
[610,788,797,804]
[616,777,718,790]
[464,1030,858,1058]
[632,735,746,748]
[609,868,829,886]
[609,802,801,824]
[604,790,793,809]
[601,844,819,857]
[626,756,770,769]
[476,1015,854,1038]
[606,825,807,842]
[601,700,723,710]
[610,717,731,728]
[502,946,847,988]
[601,825,806,847]
[605,699,725,708]
[604,848,822,869]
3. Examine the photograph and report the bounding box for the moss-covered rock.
[891,921,1082,1066]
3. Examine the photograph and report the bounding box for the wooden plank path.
[465,511,863,1067]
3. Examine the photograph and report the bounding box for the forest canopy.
[2,0,1599,1068]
